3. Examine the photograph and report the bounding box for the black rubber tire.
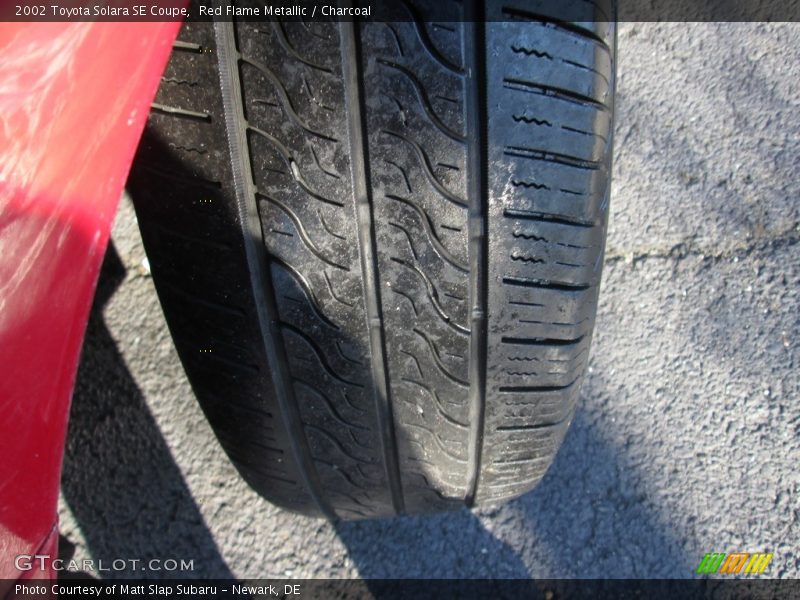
[128,1,616,520]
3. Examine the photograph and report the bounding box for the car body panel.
[0,20,181,582]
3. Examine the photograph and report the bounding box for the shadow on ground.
[61,245,694,580]
[336,509,529,579]
[502,407,693,578]
[60,243,233,579]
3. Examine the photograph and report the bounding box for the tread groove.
[464,3,488,507]
[501,7,613,54]
[501,335,586,347]
[385,194,469,273]
[502,276,593,291]
[503,77,610,111]
[340,18,406,515]
[382,130,469,208]
[504,208,596,228]
[390,257,469,335]
[281,322,365,388]
[400,0,465,75]
[271,258,340,331]
[259,193,349,271]
[377,58,467,143]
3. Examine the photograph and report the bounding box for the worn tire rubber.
[128,1,616,520]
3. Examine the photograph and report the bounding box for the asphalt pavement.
[58,22,799,579]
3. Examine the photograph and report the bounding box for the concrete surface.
[58,22,799,579]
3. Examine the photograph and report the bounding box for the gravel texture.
[58,22,799,579]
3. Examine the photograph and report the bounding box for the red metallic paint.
[0,20,181,583]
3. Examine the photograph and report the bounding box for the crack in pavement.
[605,221,800,266]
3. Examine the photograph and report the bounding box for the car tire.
[128,0,616,519]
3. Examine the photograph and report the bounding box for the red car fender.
[0,19,182,583]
